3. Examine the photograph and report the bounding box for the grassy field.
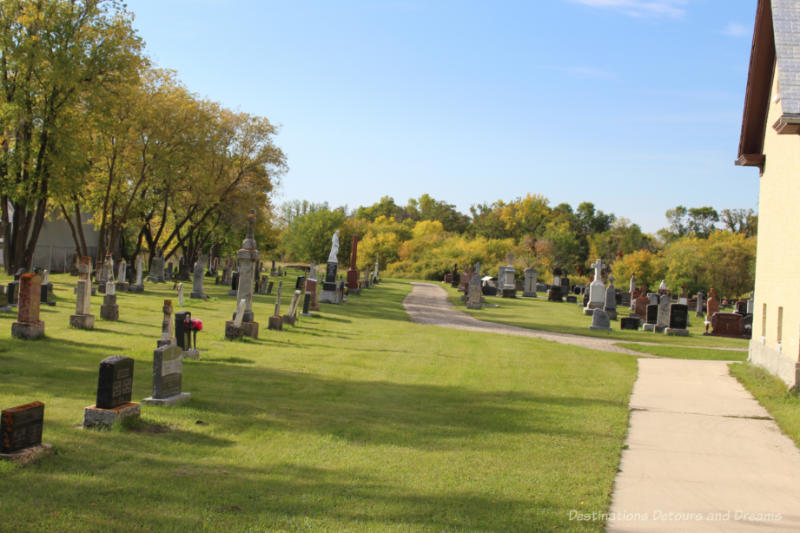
[0,273,636,532]
[730,363,800,448]
[445,284,748,349]
[614,343,747,361]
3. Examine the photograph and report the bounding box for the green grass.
[445,284,748,348]
[0,274,635,532]
[614,343,747,361]
[730,363,800,448]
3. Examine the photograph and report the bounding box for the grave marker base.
[69,314,95,329]
[83,402,140,429]
[224,322,245,339]
[665,328,689,336]
[11,321,44,340]
[142,392,191,406]
[0,443,52,465]
[268,315,283,330]
[319,289,340,304]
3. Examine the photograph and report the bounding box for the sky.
[125,0,760,233]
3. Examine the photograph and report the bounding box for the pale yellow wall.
[749,63,800,386]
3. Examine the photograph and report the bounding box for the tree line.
[277,195,756,299]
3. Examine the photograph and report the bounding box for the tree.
[720,208,757,237]
[610,249,665,292]
[0,0,143,272]
[282,207,347,263]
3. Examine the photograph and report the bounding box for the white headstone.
[178,282,184,307]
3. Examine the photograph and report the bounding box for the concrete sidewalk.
[608,358,800,532]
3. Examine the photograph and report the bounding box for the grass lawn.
[730,363,800,448]
[0,274,636,532]
[444,284,748,349]
[614,343,747,361]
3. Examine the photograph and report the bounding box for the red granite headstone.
[17,273,41,323]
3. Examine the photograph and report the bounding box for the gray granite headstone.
[589,308,611,330]
[152,344,183,399]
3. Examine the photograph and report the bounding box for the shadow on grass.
[196,357,256,365]
[182,365,624,451]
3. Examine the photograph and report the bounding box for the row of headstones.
[1,343,192,463]
[2,267,56,309]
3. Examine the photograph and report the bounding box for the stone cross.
[591,258,604,282]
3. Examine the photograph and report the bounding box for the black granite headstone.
[96,356,134,409]
[152,345,183,399]
[231,271,239,291]
[1,401,44,453]
[295,276,306,290]
[669,304,689,329]
[620,317,640,330]
[302,292,311,315]
[175,311,191,350]
[325,262,338,284]
[646,304,658,325]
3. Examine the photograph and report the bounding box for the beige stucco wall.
[748,63,800,387]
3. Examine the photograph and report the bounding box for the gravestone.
[142,344,190,405]
[584,258,605,315]
[307,261,320,311]
[148,252,165,283]
[629,275,636,310]
[654,296,670,333]
[269,281,284,330]
[7,268,25,305]
[83,355,140,428]
[347,235,360,295]
[165,262,174,281]
[190,257,206,299]
[450,264,459,288]
[648,293,659,306]
[270,259,277,276]
[228,271,240,296]
[320,230,341,304]
[501,264,516,298]
[603,276,617,320]
[222,258,233,285]
[11,274,45,340]
[589,308,611,330]
[98,251,114,293]
[258,275,269,295]
[634,293,649,321]
[284,289,302,325]
[100,281,119,321]
[665,304,690,336]
[709,312,746,338]
[735,300,747,315]
[747,292,754,315]
[301,291,312,317]
[157,299,176,348]
[225,212,260,337]
[39,269,54,306]
[130,255,145,292]
[642,304,658,332]
[620,316,640,330]
[70,257,95,329]
[522,268,538,297]
[1,401,44,454]
[706,288,720,324]
[0,288,9,312]
[467,264,483,310]
[266,281,274,295]
[116,260,129,292]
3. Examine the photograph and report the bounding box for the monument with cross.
[584,258,607,315]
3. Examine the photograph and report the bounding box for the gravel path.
[402,282,646,356]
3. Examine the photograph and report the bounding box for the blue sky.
[126,0,759,233]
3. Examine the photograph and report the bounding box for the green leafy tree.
[0,0,143,272]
